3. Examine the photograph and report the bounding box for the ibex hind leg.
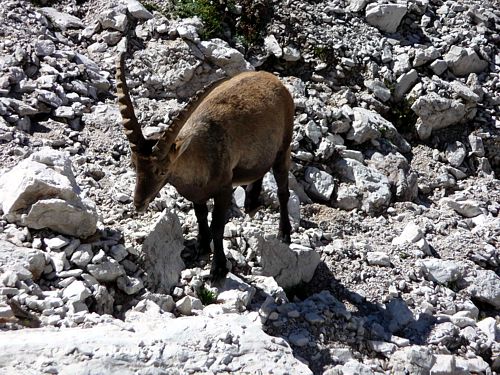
[209,188,232,282]
[272,150,292,244]
[244,177,263,217]
[194,203,212,256]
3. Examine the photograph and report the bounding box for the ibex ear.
[169,136,193,162]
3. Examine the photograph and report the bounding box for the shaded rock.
[442,198,483,218]
[0,149,98,238]
[141,210,185,293]
[125,0,153,20]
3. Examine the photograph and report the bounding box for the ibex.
[116,53,294,281]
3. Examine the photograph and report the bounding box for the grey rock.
[444,46,489,77]
[335,184,361,210]
[70,245,93,267]
[412,93,476,140]
[87,258,125,282]
[394,69,419,100]
[349,0,369,12]
[389,346,435,375]
[413,47,441,67]
[365,2,407,33]
[347,107,410,152]
[34,39,56,57]
[430,59,448,75]
[99,7,128,32]
[445,141,467,167]
[282,45,301,62]
[0,240,46,281]
[419,259,461,285]
[248,234,320,288]
[476,317,497,345]
[116,276,144,295]
[442,198,483,218]
[141,210,185,293]
[333,158,392,214]
[430,354,458,375]
[366,252,391,267]
[199,39,253,76]
[289,330,310,347]
[304,167,335,201]
[364,79,391,102]
[0,149,98,238]
[368,340,397,357]
[217,273,256,312]
[62,280,91,302]
[468,270,500,309]
[37,7,84,30]
[126,0,153,20]
[176,295,203,315]
[468,134,485,157]
[264,35,282,58]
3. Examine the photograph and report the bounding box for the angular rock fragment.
[141,210,185,293]
[0,149,97,238]
[444,46,489,77]
[366,2,407,33]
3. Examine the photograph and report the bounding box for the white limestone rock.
[389,346,435,375]
[419,259,461,285]
[411,93,477,140]
[468,270,500,309]
[0,314,312,374]
[125,0,153,20]
[216,273,256,312]
[333,158,392,214]
[444,46,489,77]
[141,210,185,293]
[247,234,320,288]
[365,2,407,33]
[347,107,410,153]
[199,39,253,76]
[0,149,98,238]
[37,7,84,30]
[304,167,335,201]
[0,239,46,281]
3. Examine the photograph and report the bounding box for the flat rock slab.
[0,313,312,375]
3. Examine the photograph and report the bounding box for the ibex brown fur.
[116,53,294,281]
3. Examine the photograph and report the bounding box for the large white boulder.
[0,149,98,238]
[0,313,312,374]
[365,2,407,33]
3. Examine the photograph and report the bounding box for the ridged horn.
[116,53,146,154]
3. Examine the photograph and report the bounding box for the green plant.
[198,286,217,305]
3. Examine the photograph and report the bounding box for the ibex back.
[116,54,294,281]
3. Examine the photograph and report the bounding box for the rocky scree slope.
[0,0,499,374]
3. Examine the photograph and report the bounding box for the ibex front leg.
[209,187,232,282]
[273,150,292,244]
[194,203,211,256]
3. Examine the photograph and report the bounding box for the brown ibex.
[116,53,294,281]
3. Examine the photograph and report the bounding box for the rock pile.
[0,0,499,373]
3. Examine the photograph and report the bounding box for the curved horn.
[116,53,146,154]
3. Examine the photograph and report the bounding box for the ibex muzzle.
[116,53,295,281]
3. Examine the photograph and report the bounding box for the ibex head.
[116,53,185,211]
